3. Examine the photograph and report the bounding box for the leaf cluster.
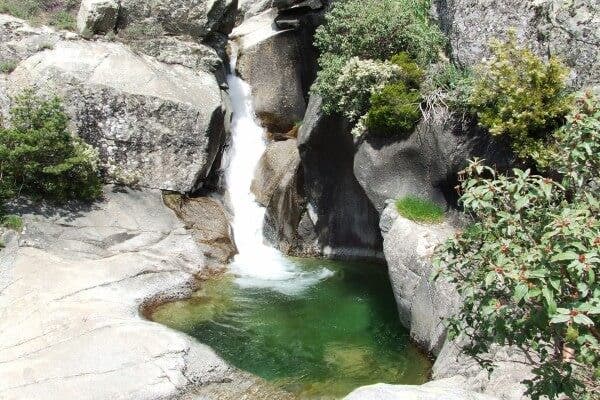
[434,93,600,399]
[0,91,102,211]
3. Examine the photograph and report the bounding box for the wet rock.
[251,139,300,206]
[7,40,228,193]
[77,0,120,38]
[163,194,237,267]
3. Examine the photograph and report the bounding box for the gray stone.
[77,0,120,38]
[234,11,307,133]
[251,139,300,206]
[118,0,238,40]
[298,95,383,260]
[354,108,512,213]
[7,40,229,193]
[432,0,600,88]
[0,186,293,400]
[380,204,533,399]
[345,377,500,400]
[163,194,237,267]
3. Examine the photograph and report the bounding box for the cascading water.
[223,43,332,295]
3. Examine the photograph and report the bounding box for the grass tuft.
[396,196,444,224]
[1,214,23,231]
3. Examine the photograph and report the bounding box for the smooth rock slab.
[0,187,292,400]
[7,40,228,193]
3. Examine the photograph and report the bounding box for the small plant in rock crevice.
[396,196,445,224]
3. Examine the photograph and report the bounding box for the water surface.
[151,258,432,399]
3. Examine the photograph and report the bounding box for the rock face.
[7,40,229,193]
[355,109,511,212]
[77,0,120,38]
[433,0,600,88]
[381,203,533,400]
[345,377,500,400]
[117,0,238,41]
[163,194,237,267]
[0,187,293,400]
[380,203,458,355]
[251,139,319,256]
[298,95,383,259]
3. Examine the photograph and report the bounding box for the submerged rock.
[7,40,229,193]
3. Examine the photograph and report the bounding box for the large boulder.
[298,95,383,260]
[251,139,319,256]
[117,0,238,41]
[7,40,229,193]
[380,203,533,399]
[433,0,600,88]
[354,108,511,213]
[0,186,294,400]
[163,194,237,267]
[345,377,499,400]
[77,0,120,38]
[233,10,307,133]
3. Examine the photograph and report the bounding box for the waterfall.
[224,43,332,295]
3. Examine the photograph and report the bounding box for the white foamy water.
[224,44,332,295]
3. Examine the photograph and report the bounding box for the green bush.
[0,0,79,30]
[433,93,600,400]
[314,0,444,65]
[1,214,22,231]
[366,82,422,137]
[0,90,102,206]
[0,60,18,74]
[390,52,425,89]
[469,32,572,164]
[396,196,444,223]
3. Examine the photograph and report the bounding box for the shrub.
[1,214,22,231]
[421,61,474,112]
[469,32,571,164]
[0,90,102,205]
[396,196,444,223]
[0,0,79,30]
[0,60,18,74]
[334,57,403,124]
[433,93,600,400]
[390,52,425,89]
[314,0,444,65]
[365,82,422,138]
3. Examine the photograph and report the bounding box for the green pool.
[150,258,432,399]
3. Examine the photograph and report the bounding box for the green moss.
[1,214,23,231]
[396,196,444,223]
[390,52,425,89]
[366,82,422,138]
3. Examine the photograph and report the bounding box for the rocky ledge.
[0,187,292,400]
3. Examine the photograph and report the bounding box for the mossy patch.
[396,196,444,223]
[1,214,23,231]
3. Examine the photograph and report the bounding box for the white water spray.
[224,43,332,295]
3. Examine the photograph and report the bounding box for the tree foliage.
[469,32,572,165]
[434,92,600,400]
[0,91,102,209]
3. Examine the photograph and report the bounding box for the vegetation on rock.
[396,196,444,224]
[434,92,600,400]
[0,91,102,217]
[0,0,78,30]
[365,83,422,138]
[312,0,443,138]
[0,60,18,74]
[469,32,572,165]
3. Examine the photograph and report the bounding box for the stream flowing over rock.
[0,187,293,400]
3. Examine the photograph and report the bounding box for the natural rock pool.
[150,258,432,399]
